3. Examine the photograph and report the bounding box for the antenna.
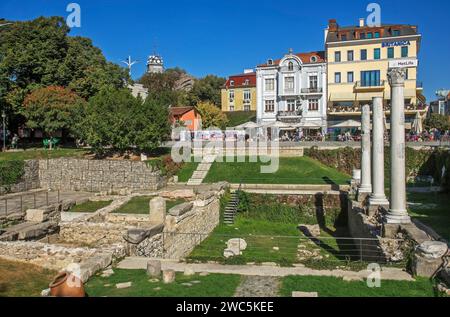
[121,56,139,77]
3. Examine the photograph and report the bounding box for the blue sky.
[1,0,449,101]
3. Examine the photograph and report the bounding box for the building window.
[243,89,251,102]
[374,31,380,38]
[374,48,381,60]
[335,51,341,62]
[401,46,409,57]
[392,29,400,36]
[308,99,319,111]
[265,78,275,91]
[288,61,294,71]
[285,77,295,92]
[361,70,381,87]
[347,72,354,83]
[367,32,373,39]
[287,99,296,112]
[360,32,366,39]
[388,47,394,59]
[244,79,249,85]
[229,90,234,103]
[265,100,275,112]
[244,104,250,111]
[335,72,341,83]
[309,75,318,89]
[229,105,234,111]
[361,49,367,60]
[341,34,347,41]
[347,50,354,61]
[310,56,317,63]
[405,69,409,80]
[267,59,273,65]
[230,80,234,87]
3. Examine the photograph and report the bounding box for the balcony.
[301,87,323,94]
[354,80,385,92]
[277,110,302,123]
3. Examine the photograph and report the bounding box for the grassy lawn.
[226,111,256,127]
[0,258,56,297]
[0,148,87,161]
[188,191,369,269]
[85,269,241,297]
[177,161,199,182]
[407,192,450,241]
[113,196,186,214]
[280,275,439,297]
[69,200,112,213]
[203,156,349,184]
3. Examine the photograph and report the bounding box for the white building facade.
[256,51,328,134]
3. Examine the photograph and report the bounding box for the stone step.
[187,179,203,186]
[197,164,212,171]
[192,171,208,179]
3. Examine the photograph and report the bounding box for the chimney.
[359,18,365,27]
[328,19,338,32]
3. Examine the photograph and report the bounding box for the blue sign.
[382,40,411,48]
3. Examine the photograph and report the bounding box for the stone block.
[162,269,175,284]
[146,260,161,278]
[164,215,177,233]
[160,189,195,199]
[412,241,447,277]
[149,197,166,224]
[292,291,318,297]
[168,202,193,217]
[25,209,47,223]
[183,267,195,276]
[382,223,400,238]
[116,282,132,289]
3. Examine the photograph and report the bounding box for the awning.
[330,119,361,129]
[234,121,259,129]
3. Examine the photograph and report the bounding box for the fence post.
[359,239,363,262]
[4,199,7,216]
[33,192,36,208]
[46,191,49,206]
[20,195,23,212]
[57,190,60,203]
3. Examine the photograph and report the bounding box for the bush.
[146,155,183,177]
[0,160,25,188]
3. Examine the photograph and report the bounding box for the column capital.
[388,68,407,86]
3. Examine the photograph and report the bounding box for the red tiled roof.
[169,106,195,116]
[224,72,256,89]
[258,51,326,67]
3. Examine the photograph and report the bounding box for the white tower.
[147,54,164,74]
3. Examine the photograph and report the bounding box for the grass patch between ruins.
[203,156,349,184]
[279,275,439,297]
[188,192,374,270]
[407,191,450,241]
[69,200,113,213]
[177,161,199,182]
[113,196,187,214]
[84,269,241,297]
[0,258,56,297]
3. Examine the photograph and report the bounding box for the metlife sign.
[388,59,418,68]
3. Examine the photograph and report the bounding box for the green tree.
[188,75,226,107]
[22,86,86,149]
[0,16,128,116]
[196,101,228,129]
[424,114,450,131]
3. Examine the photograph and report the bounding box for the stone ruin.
[0,182,228,283]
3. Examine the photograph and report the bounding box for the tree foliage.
[0,16,128,114]
[424,113,450,131]
[196,101,228,129]
[22,86,86,141]
[188,75,226,107]
[77,87,170,155]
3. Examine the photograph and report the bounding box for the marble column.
[386,68,411,224]
[369,97,389,206]
[358,104,372,195]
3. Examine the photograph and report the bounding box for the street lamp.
[1,110,6,152]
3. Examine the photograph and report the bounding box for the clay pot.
[49,272,86,297]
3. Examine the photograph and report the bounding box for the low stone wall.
[0,160,40,195]
[163,196,220,259]
[39,158,166,192]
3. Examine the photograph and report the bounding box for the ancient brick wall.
[0,160,40,195]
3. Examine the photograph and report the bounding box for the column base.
[369,195,389,207]
[356,187,371,202]
[385,209,411,224]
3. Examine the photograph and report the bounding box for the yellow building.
[221,71,257,112]
[325,19,427,128]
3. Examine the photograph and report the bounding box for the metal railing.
[165,232,407,267]
[0,190,60,217]
[301,87,323,94]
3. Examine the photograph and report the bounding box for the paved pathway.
[0,190,93,216]
[117,257,415,281]
[186,149,217,186]
[233,276,281,297]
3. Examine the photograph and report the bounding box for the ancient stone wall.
[39,158,165,192]
[0,160,40,195]
[163,197,220,259]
